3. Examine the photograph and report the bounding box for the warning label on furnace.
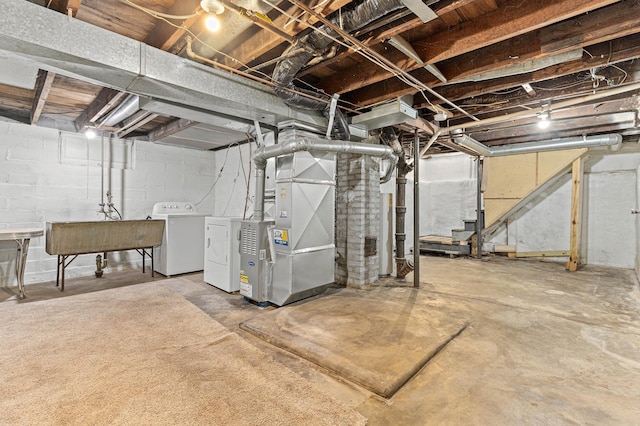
[240,280,252,297]
[273,229,289,246]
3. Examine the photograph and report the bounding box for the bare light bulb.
[537,112,550,129]
[85,129,96,139]
[205,13,220,31]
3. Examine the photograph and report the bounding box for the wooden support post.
[566,157,584,271]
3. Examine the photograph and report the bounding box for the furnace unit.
[239,219,275,303]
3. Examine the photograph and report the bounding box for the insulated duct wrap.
[272,0,406,139]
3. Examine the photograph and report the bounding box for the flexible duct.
[452,133,623,157]
[272,0,406,139]
[99,94,139,127]
[253,136,398,221]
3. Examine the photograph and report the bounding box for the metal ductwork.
[253,136,398,222]
[271,0,407,139]
[452,133,623,157]
[99,94,139,127]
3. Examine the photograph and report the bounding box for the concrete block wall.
[335,153,380,287]
[212,133,275,218]
[419,148,640,269]
[0,121,216,287]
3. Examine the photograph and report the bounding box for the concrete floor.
[4,255,640,424]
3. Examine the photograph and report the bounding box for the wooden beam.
[146,118,196,142]
[516,250,570,258]
[0,107,30,125]
[413,0,619,65]
[58,0,83,17]
[348,30,640,108]
[494,245,516,253]
[74,88,127,131]
[222,0,352,68]
[298,0,477,78]
[31,70,56,125]
[117,112,159,138]
[144,0,201,51]
[323,0,623,104]
[566,157,584,272]
[540,0,640,54]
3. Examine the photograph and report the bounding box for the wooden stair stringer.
[483,148,588,238]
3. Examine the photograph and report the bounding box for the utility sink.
[46,220,165,255]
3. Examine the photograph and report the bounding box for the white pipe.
[452,133,623,157]
[100,133,105,215]
[253,136,398,221]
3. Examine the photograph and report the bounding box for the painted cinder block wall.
[0,120,216,287]
[211,133,275,219]
[417,149,639,270]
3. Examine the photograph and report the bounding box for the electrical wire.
[237,137,248,217]
[117,0,350,113]
[269,0,477,119]
[185,39,359,113]
[119,0,279,84]
[194,141,239,207]
[242,134,253,220]
[120,0,430,116]
[222,157,241,216]
[489,87,523,95]
[121,0,469,121]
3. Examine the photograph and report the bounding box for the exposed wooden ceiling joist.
[147,118,197,142]
[74,88,127,131]
[31,70,56,125]
[3,0,640,150]
[144,0,201,50]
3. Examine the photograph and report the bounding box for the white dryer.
[152,202,207,277]
[204,217,242,292]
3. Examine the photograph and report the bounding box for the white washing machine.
[204,217,242,292]
[152,202,207,277]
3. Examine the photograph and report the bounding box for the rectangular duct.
[0,0,325,128]
[351,98,418,130]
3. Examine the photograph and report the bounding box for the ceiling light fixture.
[537,111,550,129]
[201,0,224,31]
[434,111,447,122]
[85,128,97,139]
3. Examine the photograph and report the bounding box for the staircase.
[419,219,476,256]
